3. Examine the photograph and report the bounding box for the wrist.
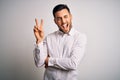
[36,40,41,44]
[45,57,49,68]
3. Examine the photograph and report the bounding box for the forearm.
[48,57,78,70]
[33,42,47,67]
[47,44,86,70]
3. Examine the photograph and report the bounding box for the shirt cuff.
[34,41,43,48]
[48,57,57,66]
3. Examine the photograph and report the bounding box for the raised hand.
[33,18,44,44]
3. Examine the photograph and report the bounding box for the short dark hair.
[53,4,71,17]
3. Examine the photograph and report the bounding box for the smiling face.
[54,9,72,33]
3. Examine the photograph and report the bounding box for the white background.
[0,0,120,80]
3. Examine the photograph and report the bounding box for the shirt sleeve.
[48,34,87,70]
[33,39,47,67]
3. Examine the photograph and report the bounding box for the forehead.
[54,9,70,17]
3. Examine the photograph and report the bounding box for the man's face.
[54,9,72,33]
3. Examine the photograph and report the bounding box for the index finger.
[35,18,39,26]
[40,19,43,28]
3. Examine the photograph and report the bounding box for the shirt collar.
[68,27,75,36]
[57,27,75,36]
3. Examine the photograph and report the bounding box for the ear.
[54,18,57,24]
[70,13,72,20]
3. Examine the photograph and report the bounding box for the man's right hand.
[33,18,44,44]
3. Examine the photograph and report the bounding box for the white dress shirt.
[33,27,87,80]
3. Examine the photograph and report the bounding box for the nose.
[61,18,66,24]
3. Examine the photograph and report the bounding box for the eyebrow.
[56,14,68,18]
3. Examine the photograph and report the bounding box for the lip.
[62,23,68,28]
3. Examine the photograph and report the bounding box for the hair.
[53,4,71,18]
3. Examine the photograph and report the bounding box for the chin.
[64,30,69,33]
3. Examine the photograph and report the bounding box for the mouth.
[62,23,68,29]
[60,23,70,33]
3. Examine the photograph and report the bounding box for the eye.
[64,15,68,18]
[56,17,61,21]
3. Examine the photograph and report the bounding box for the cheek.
[56,21,62,26]
[68,18,72,22]
[68,19,72,25]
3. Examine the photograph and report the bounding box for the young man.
[33,4,87,80]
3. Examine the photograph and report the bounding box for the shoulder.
[74,29,87,45]
[74,29,87,39]
[47,31,58,37]
[44,30,58,40]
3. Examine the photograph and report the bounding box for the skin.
[33,19,44,44]
[33,8,72,68]
[54,9,72,34]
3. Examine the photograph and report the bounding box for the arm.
[33,18,47,67]
[33,40,47,67]
[46,34,87,70]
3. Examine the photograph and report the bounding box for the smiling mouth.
[62,23,68,29]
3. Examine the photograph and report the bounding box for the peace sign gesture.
[33,18,44,44]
